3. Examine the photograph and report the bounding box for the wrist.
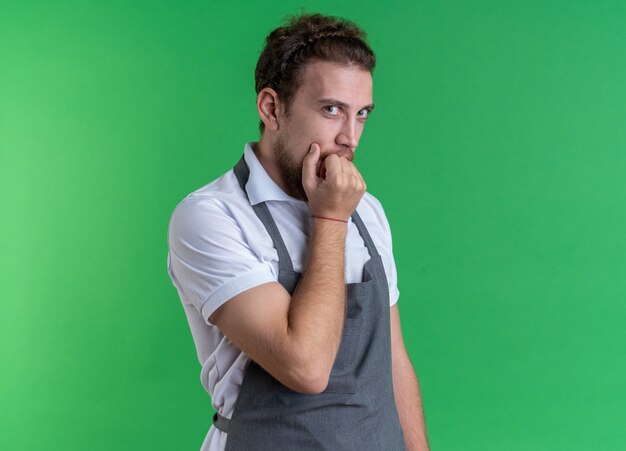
[312,214,349,223]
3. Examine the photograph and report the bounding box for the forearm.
[287,217,348,382]
[393,354,430,451]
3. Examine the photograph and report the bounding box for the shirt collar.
[243,142,307,206]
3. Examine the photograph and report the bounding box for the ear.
[256,87,282,131]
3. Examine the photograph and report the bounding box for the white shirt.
[167,142,400,451]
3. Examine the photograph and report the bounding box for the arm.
[210,218,348,394]
[391,304,430,451]
[210,145,366,394]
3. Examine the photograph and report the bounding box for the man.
[167,13,429,450]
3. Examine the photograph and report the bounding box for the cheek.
[309,130,341,152]
[305,119,345,151]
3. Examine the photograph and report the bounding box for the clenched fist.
[302,143,367,221]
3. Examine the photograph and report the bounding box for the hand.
[302,143,367,220]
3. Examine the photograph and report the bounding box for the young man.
[167,13,429,450]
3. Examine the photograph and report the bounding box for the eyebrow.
[317,98,375,111]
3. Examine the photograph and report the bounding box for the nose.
[336,116,359,150]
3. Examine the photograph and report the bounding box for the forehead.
[294,60,373,106]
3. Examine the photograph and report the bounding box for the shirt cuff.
[390,287,399,307]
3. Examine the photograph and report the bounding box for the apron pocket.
[268,317,363,394]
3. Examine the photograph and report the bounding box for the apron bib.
[213,155,406,450]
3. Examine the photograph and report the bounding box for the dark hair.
[255,13,376,133]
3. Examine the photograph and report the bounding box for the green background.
[1,1,625,449]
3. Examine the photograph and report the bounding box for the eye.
[323,105,341,116]
[357,108,371,120]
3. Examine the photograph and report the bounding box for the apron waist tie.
[212,412,230,433]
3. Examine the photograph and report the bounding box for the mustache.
[319,149,355,162]
[314,149,356,179]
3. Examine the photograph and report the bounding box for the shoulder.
[167,169,272,264]
[168,170,247,238]
[167,170,255,263]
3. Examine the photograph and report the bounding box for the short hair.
[255,13,376,133]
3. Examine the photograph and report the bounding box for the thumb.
[302,143,320,188]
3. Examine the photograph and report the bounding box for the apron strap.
[233,152,382,268]
[351,210,381,259]
[233,155,296,273]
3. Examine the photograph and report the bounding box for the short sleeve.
[167,197,277,326]
[367,196,400,307]
[383,218,400,307]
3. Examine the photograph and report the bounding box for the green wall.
[1,1,625,449]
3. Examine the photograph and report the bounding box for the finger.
[341,157,360,179]
[346,160,365,191]
[339,156,352,175]
[340,158,362,187]
[302,143,320,187]
[341,159,359,185]
[346,159,365,184]
[324,154,342,176]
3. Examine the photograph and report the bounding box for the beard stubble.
[274,134,308,201]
